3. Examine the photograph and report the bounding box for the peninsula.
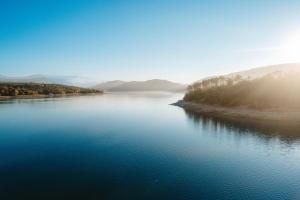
[174,64,300,123]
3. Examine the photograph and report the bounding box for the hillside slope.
[94,79,187,92]
[228,63,300,79]
[184,67,300,110]
[93,80,126,91]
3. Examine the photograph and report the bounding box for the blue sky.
[1,0,300,83]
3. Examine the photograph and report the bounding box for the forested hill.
[184,71,300,110]
[0,83,102,97]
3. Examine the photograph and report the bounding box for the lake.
[0,93,300,200]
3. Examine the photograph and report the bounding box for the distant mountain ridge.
[94,79,187,92]
[93,80,127,91]
[194,63,300,83]
[228,63,300,79]
[0,75,187,92]
[0,74,97,87]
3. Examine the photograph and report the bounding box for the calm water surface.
[1,93,300,200]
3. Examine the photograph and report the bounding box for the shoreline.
[172,100,300,139]
[172,100,300,123]
[0,93,102,101]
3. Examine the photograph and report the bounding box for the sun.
[280,30,300,61]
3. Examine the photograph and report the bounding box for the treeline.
[0,83,102,96]
[184,72,300,110]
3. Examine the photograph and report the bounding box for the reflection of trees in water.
[184,109,300,143]
[0,97,72,105]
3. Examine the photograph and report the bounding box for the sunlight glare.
[280,30,300,61]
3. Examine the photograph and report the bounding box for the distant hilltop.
[227,63,300,79]
[0,74,97,87]
[3,63,298,93]
[195,63,300,83]
[93,79,187,93]
[0,75,187,92]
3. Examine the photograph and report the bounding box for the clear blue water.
[1,93,300,200]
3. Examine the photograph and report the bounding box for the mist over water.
[0,93,300,200]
